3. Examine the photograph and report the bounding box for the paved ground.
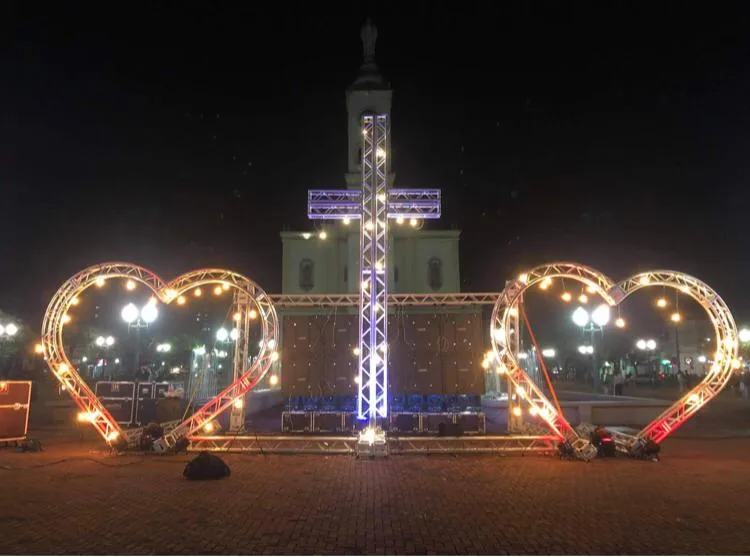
[2,421,750,555]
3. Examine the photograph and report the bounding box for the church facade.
[276,22,487,404]
[280,21,460,296]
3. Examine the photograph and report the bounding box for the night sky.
[3,2,750,328]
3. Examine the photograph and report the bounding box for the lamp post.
[572,304,610,391]
[636,338,657,381]
[121,302,158,380]
[94,335,115,379]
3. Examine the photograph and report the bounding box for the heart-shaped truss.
[490,262,739,458]
[41,262,279,448]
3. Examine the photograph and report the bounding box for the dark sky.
[2,1,750,328]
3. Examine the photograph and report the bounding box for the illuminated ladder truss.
[490,262,739,457]
[229,289,252,431]
[307,113,441,424]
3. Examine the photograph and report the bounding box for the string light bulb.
[615,317,626,328]
[177,295,186,305]
[671,312,682,323]
[656,297,667,308]
[578,293,589,304]
[561,292,572,302]
[125,279,136,291]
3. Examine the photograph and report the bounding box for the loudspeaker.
[183,452,231,480]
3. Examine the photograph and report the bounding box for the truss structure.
[41,262,279,448]
[490,262,738,458]
[306,113,442,424]
[268,293,499,307]
[188,434,557,455]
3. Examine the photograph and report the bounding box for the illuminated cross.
[307,113,441,425]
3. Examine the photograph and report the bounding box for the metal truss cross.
[307,113,441,424]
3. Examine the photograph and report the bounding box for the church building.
[277,21,485,406]
[280,20,461,296]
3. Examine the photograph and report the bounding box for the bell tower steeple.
[345,18,393,188]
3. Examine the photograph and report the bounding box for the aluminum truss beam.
[268,293,500,308]
[305,113,442,424]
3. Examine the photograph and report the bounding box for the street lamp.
[121,302,158,380]
[636,338,658,377]
[572,304,611,390]
[0,322,19,338]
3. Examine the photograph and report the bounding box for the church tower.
[344,18,393,189]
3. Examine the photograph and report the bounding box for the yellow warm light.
[62,314,71,324]
[213,285,223,296]
[529,407,538,417]
[125,279,136,291]
[95,277,106,287]
[203,422,214,433]
[481,360,490,370]
[687,394,700,404]
[194,287,202,297]
[679,285,689,293]
[34,343,44,354]
[656,297,667,308]
[222,282,230,291]
[539,278,552,290]
[233,398,244,409]
[106,431,120,442]
[365,221,374,231]
[518,273,529,284]
[578,294,589,304]
[270,351,279,362]
[615,317,626,328]
[396,217,404,225]
[342,217,351,225]
[269,375,279,386]
[77,411,94,423]
[639,275,650,285]
[377,193,386,202]
[496,364,507,375]
[70,297,80,306]
[165,288,177,299]
[361,280,369,290]
[177,295,186,305]
[732,359,741,370]
[58,363,69,373]
[409,218,418,227]
[586,285,597,294]
[249,309,258,320]
[512,406,522,417]
[352,347,360,356]
[319,231,328,240]
[561,292,572,302]
[148,295,157,305]
[233,312,242,322]
[670,312,682,323]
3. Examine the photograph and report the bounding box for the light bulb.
[561,292,572,302]
[177,295,186,305]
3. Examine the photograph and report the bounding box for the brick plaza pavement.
[1,428,750,555]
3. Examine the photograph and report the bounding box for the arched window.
[299,259,314,292]
[427,258,443,291]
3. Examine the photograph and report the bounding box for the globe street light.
[572,304,611,390]
[739,328,750,344]
[636,338,658,378]
[95,335,115,347]
[0,322,19,338]
[578,345,594,355]
[121,301,159,380]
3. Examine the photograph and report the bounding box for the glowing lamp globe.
[572,307,590,328]
[95,336,106,347]
[4,323,18,336]
[591,304,611,327]
[141,303,158,324]
[739,328,750,343]
[121,303,139,324]
[636,339,647,350]
[646,339,657,351]
[105,336,115,347]
[216,327,229,342]
[229,328,239,341]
